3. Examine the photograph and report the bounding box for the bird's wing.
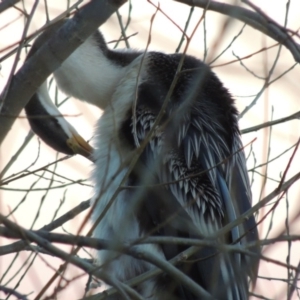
[126,53,258,299]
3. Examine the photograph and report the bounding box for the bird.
[25,19,259,300]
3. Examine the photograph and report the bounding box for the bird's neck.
[53,34,131,109]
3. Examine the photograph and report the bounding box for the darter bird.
[25,18,259,300]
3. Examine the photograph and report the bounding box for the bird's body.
[25,23,259,300]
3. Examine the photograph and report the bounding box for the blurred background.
[1,0,300,299]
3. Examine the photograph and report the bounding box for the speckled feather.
[133,52,239,224]
[116,52,258,299]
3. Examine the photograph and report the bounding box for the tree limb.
[0,0,127,145]
[0,215,212,299]
[175,0,300,63]
[241,111,300,134]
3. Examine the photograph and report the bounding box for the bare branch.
[0,216,212,299]
[241,111,300,134]
[0,199,90,255]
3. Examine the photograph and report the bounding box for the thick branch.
[0,0,127,145]
[0,0,20,14]
[175,0,300,63]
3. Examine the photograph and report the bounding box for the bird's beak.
[67,131,94,162]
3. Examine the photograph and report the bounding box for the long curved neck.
[53,31,141,109]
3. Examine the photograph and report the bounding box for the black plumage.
[117,52,258,299]
[25,22,259,300]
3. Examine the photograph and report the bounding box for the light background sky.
[1,0,300,299]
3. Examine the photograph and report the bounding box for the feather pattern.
[25,26,259,299]
[90,50,259,299]
[93,51,258,299]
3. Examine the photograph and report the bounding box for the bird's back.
[91,52,259,299]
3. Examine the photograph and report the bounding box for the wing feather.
[126,52,258,299]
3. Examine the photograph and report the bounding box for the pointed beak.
[67,132,94,162]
